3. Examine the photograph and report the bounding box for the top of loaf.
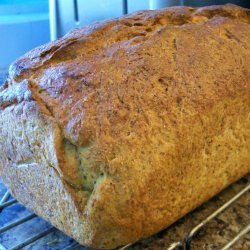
[7,4,250,81]
[2,4,249,145]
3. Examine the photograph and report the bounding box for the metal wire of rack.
[165,182,250,250]
[0,180,249,250]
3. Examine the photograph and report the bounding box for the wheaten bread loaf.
[0,4,249,249]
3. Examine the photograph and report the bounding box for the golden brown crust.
[0,4,250,249]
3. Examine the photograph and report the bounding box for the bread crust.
[0,4,249,249]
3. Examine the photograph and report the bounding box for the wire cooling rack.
[0,176,249,250]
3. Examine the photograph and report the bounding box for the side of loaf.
[0,4,249,249]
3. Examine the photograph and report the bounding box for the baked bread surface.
[0,4,249,249]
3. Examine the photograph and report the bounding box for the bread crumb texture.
[0,4,249,249]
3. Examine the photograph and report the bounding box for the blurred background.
[0,0,250,83]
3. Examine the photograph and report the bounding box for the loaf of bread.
[0,4,249,249]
